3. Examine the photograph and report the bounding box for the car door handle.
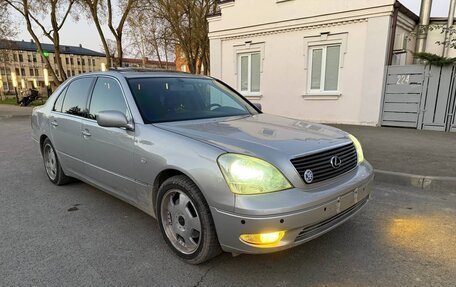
[50,120,58,127]
[82,130,91,137]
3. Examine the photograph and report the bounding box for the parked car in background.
[31,69,374,264]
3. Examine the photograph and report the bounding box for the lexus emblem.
[330,156,342,169]
[303,169,314,183]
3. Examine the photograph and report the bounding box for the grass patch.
[0,97,47,106]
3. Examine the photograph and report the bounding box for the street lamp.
[11,71,18,104]
[0,74,3,101]
[43,68,51,97]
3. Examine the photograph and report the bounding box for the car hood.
[155,114,350,158]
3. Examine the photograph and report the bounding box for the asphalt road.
[1,116,455,287]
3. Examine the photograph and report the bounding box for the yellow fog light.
[240,231,285,246]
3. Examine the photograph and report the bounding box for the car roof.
[108,68,211,79]
[66,68,213,84]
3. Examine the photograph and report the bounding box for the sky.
[14,0,452,53]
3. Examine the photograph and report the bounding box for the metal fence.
[381,65,456,132]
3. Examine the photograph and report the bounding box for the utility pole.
[444,0,456,57]
[415,0,433,57]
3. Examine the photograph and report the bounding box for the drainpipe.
[415,0,433,56]
[443,0,456,57]
[388,2,400,65]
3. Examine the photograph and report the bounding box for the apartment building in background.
[0,40,106,95]
[122,57,176,70]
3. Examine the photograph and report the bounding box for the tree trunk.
[91,7,111,68]
[116,36,123,67]
[23,10,61,84]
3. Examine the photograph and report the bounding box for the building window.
[13,54,17,62]
[77,58,81,65]
[67,70,71,77]
[237,52,261,94]
[33,54,37,62]
[92,59,95,66]
[21,68,25,76]
[66,58,69,65]
[308,45,341,92]
[15,68,20,76]
[70,58,74,65]
[19,54,23,62]
[28,54,32,62]
[35,69,39,76]
[82,58,85,66]
[29,68,34,76]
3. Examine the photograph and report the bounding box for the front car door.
[49,77,94,177]
[80,76,137,202]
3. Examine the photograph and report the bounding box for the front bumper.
[210,161,374,254]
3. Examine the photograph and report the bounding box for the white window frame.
[237,52,261,96]
[308,44,341,94]
[303,33,347,99]
[233,41,265,99]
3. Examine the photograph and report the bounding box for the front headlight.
[217,154,293,195]
[348,134,364,164]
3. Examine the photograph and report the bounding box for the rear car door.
[49,77,94,177]
[80,76,137,202]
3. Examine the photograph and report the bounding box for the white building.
[208,0,452,126]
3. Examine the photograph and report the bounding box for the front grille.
[291,143,357,184]
[294,196,368,242]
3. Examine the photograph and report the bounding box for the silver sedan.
[31,70,374,264]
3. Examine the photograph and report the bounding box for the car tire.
[157,175,222,264]
[42,138,71,186]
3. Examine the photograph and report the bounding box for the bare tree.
[152,0,217,75]
[126,6,174,69]
[81,0,112,67]
[5,0,75,84]
[106,0,138,67]
[82,0,138,68]
[105,38,117,59]
[0,0,16,40]
[0,1,17,64]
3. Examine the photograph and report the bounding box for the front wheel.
[157,175,221,264]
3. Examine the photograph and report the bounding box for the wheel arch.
[151,168,209,217]
[39,134,49,155]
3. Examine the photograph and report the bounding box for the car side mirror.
[96,110,134,131]
[253,103,262,111]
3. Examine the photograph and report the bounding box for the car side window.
[61,78,94,117]
[88,77,128,120]
[52,86,68,112]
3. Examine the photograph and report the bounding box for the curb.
[0,115,32,119]
[374,169,456,191]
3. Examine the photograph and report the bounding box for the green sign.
[42,50,49,58]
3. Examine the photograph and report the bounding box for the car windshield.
[127,77,258,123]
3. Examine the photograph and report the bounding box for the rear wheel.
[157,175,221,264]
[42,138,71,185]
